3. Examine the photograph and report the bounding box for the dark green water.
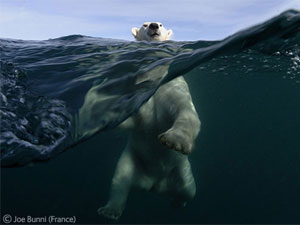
[1,10,300,224]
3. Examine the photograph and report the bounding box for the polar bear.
[97,22,200,220]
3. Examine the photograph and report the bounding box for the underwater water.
[1,10,300,224]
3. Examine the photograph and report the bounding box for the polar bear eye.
[143,24,148,27]
[160,24,162,27]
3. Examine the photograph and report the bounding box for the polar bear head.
[131,22,173,42]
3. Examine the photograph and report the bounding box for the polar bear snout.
[148,23,161,37]
[149,23,159,30]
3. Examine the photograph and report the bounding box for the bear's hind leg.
[98,149,135,220]
[167,159,196,207]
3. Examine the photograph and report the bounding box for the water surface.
[1,10,300,224]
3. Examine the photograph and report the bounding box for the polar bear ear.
[131,27,139,39]
[167,29,173,39]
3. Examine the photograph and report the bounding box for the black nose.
[149,23,159,30]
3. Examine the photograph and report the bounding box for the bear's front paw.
[158,129,193,155]
[97,205,122,220]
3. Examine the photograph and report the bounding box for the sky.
[0,0,299,41]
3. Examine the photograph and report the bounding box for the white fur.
[131,22,173,41]
[98,22,200,220]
